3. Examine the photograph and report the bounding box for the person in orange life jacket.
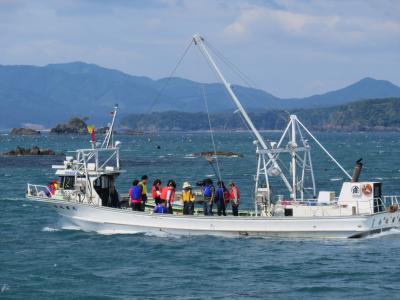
[215,180,228,216]
[181,181,195,215]
[229,182,240,216]
[160,180,176,214]
[129,180,142,211]
[202,178,215,216]
[153,200,168,214]
[151,179,162,205]
[138,175,148,211]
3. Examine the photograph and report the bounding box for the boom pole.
[193,34,292,193]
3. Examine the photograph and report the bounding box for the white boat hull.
[27,196,400,239]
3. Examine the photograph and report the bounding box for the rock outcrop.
[3,146,57,156]
[10,128,41,136]
[50,117,88,134]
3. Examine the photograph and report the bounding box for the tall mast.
[102,105,118,149]
[193,34,267,149]
[193,34,292,192]
[290,115,297,200]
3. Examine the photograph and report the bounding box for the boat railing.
[369,196,399,214]
[26,183,51,198]
[73,147,120,173]
[383,195,400,207]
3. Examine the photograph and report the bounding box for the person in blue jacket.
[129,180,142,211]
[215,180,227,216]
[153,200,168,214]
[202,178,215,216]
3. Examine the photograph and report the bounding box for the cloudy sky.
[0,0,399,97]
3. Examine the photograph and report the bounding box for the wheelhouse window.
[60,176,75,190]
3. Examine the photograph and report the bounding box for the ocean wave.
[330,177,343,181]
[42,226,61,232]
[1,284,10,293]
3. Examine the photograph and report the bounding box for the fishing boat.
[26,34,400,238]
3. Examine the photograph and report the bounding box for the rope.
[134,39,194,148]
[204,38,290,128]
[202,84,222,182]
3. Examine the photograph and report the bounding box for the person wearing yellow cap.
[181,182,195,215]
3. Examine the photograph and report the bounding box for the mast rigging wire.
[202,84,222,182]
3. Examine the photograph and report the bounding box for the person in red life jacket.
[228,181,240,216]
[151,179,162,205]
[215,180,228,216]
[202,178,215,216]
[129,179,142,211]
[160,180,176,214]
[138,175,148,211]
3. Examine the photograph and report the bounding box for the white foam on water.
[1,284,10,293]
[366,228,400,239]
[97,229,140,235]
[330,177,343,181]
[144,230,183,238]
[42,226,61,232]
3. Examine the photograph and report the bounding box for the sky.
[0,0,399,98]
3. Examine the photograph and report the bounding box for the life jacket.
[130,186,141,202]
[152,185,160,199]
[229,186,240,201]
[182,190,194,202]
[203,185,213,197]
[223,188,230,201]
[49,185,56,195]
[46,185,53,197]
[154,204,168,214]
[160,186,169,200]
[139,181,147,195]
[161,186,175,203]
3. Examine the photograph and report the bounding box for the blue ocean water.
[1,131,400,299]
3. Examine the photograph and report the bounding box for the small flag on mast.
[87,125,95,142]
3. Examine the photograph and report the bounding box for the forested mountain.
[121,98,400,132]
[1,62,400,129]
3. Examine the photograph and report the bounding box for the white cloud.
[223,4,400,46]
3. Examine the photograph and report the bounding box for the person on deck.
[229,182,240,216]
[129,180,142,211]
[139,175,148,211]
[45,182,54,197]
[153,200,168,214]
[202,178,215,216]
[161,180,176,214]
[151,179,162,205]
[215,181,228,216]
[182,182,195,215]
[51,179,59,192]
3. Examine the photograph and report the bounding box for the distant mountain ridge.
[121,97,400,132]
[0,61,399,129]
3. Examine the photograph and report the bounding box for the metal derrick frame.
[193,34,352,215]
